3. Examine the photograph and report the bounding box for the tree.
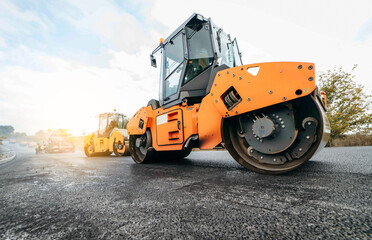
[123,115,130,129]
[12,132,27,138]
[317,66,372,143]
[0,125,15,137]
[35,130,48,142]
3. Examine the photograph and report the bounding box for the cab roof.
[162,13,209,45]
[98,112,124,117]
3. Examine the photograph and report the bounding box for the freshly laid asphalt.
[0,143,371,239]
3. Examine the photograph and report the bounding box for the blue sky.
[0,0,371,135]
[0,0,157,69]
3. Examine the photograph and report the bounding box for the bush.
[332,133,372,147]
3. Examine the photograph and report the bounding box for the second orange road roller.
[127,13,330,174]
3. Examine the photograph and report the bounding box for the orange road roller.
[127,13,330,174]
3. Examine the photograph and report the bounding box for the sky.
[0,0,371,136]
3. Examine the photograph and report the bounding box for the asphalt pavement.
[0,143,371,239]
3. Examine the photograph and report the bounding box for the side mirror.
[150,55,157,68]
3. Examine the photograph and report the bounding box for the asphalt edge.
[0,147,17,165]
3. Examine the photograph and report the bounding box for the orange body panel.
[128,62,316,151]
[198,62,316,149]
[127,107,149,135]
[198,94,222,149]
[156,109,184,145]
[210,62,316,118]
[128,104,199,151]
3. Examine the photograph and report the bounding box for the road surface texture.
[0,143,371,239]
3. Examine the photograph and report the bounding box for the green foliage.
[317,66,372,143]
[0,125,15,137]
[332,133,372,147]
[12,132,27,138]
[123,115,130,129]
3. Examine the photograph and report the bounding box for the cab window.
[118,116,124,129]
[108,115,118,129]
[99,115,108,134]
[232,38,243,66]
[183,24,214,84]
[212,25,234,67]
[164,33,184,99]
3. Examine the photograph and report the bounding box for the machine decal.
[156,114,168,125]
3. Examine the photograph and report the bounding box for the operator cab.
[150,13,243,108]
[98,112,126,137]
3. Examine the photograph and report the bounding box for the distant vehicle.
[9,139,16,144]
[35,143,46,154]
[84,111,130,157]
[43,130,75,153]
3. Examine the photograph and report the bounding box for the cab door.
[94,137,109,152]
[156,109,184,146]
[161,31,186,106]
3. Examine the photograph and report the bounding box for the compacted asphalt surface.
[0,143,371,239]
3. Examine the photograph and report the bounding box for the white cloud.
[0,37,6,48]
[0,48,159,135]
[0,0,163,135]
[0,1,49,33]
[45,0,166,53]
[355,17,372,42]
[0,45,47,70]
[94,12,146,52]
